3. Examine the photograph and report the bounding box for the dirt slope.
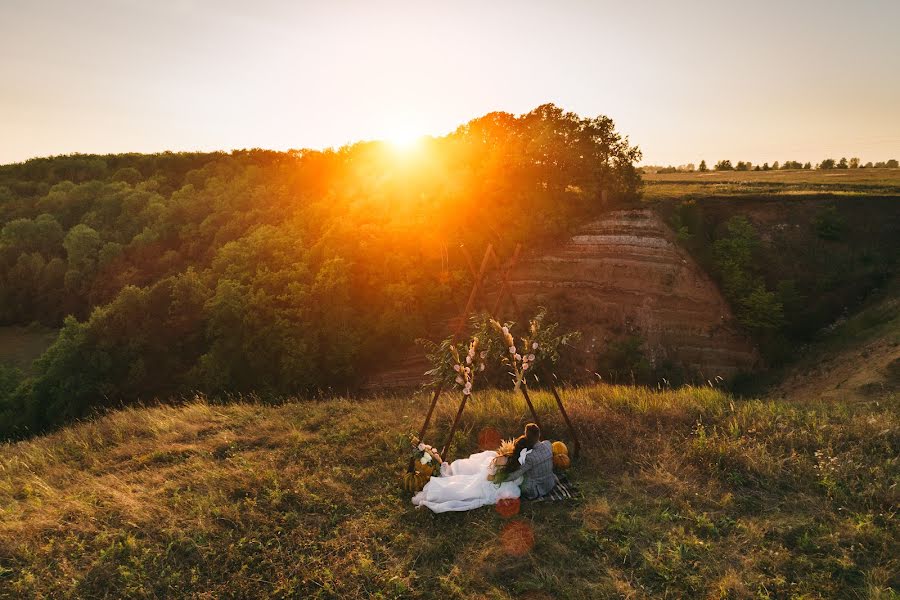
[770,278,899,403]
[365,209,757,390]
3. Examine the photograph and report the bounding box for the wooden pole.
[418,244,494,442]
[490,244,522,317]
[548,381,580,458]
[441,392,469,460]
[518,385,543,431]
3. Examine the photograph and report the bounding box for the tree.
[63,224,101,268]
[714,159,733,171]
[837,157,848,169]
[698,160,708,172]
[772,161,780,170]
[849,157,860,169]
[735,161,750,171]
[887,159,899,168]
[819,158,836,169]
[803,162,812,170]
[762,163,770,171]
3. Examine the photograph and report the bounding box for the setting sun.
[384,128,425,151]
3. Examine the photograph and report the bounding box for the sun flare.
[385,130,424,151]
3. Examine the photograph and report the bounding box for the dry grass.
[643,168,900,186]
[0,384,897,598]
[641,168,900,201]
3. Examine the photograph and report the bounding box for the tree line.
[646,157,899,173]
[0,104,641,438]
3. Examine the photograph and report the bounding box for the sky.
[2,0,899,166]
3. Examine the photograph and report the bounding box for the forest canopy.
[0,104,641,438]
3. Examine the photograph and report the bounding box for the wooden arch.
[417,243,581,461]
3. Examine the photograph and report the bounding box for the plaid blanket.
[531,473,581,502]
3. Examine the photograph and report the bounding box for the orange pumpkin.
[553,453,571,470]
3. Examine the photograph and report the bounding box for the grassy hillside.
[2,382,896,598]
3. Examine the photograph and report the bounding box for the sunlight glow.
[384,127,425,152]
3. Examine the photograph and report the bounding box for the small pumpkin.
[553,453,571,470]
[551,441,569,456]
[402,471,429,492]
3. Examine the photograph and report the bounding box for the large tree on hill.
[453,104,642,204]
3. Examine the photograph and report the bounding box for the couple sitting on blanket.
[411,423,559,513]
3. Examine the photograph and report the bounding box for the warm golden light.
[384,127,425,152]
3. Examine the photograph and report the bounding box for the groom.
[506,423,558,500]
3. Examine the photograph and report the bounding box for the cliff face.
[498,209,757,382]
[364,209,757,391]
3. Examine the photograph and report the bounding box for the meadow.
[1,376,896,599]
[642,168,900,201]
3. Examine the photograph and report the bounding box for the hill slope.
[769,277,900,403]
[1,381,896,598]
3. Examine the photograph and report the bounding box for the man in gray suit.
[506,423,558,499]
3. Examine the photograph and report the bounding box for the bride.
[412,437,529,513]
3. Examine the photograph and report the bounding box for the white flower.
[479,363,485,371]
[417,443,425,451]
[464,381,472,391]
[466,355,472,364]
[464,366,471,374]
[463,388,471,396]
[421,454,433,465]
[532,342,539,349]
[523,363,529,370]
[528,354,536,361]
[514,354,522,361]
[502,326,509,335]
[455,375,464,384]
[453,364,461,372]
[480,351,487,359]
[509,346,516,354]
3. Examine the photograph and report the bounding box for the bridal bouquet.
[408,435,442,478]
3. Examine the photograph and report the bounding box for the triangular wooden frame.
[417,243,581,462]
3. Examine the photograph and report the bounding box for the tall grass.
[1,384,897,598]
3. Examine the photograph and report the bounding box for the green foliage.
[813,205,846,240]
[594,335,653,384]
[714,159,733,171]
[0,105,641,437]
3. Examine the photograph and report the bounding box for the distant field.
[642,168,900,200]
[0,326,58,373]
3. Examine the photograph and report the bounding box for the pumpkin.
[551,441,569,456]
[553,453,571,470]
[415,461,435,478]
[402,471,429,492]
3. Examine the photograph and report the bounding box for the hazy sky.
[2,0,899,165]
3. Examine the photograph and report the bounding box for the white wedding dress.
[411,450,522,513]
